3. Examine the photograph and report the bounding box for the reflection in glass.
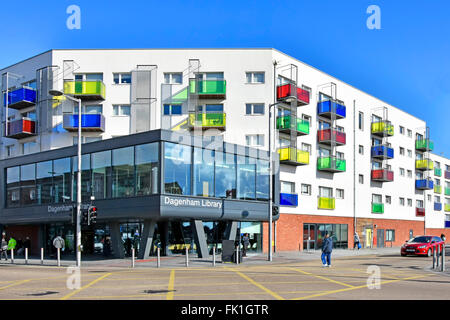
[193,148,214,197]
[237,155,256,200]
[92,150,111,199]
[73,154,92,202]
[135,143,159,196]
[112,147,134,198]
[164,142,191,195]
[53,158,71,203]
[215,151,236,199]
[256,159,269,201]
[20,164,36,206]
[6,167,20,207]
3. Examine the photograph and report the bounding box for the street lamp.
[49,89,82,267]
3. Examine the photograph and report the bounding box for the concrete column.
[191,220,209,259]
[110,222,124,259]
[139,220,156,259]
[224,221,238,241]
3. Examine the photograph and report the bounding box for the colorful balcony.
[5,119,36,139]
[415,159,433,171]
[188,112,226,130]
[318,197,335,210]
[63,114,105,132]
[317,100,346,119]
[278,148,309,166]
[317,128,346,146]
[3,87,37,110]
[372,202,384,213]
[445,220,450,228]
[280,193,298,206]
[371,169,394,182]
[434,185,442,194]
[415,139,434,152]
[445,188,450,196]
[416,207,425,217]
[435,168,442,176]
[371,145,394,160]
[317,157,346,173]
[276,84,310,106]
[434,203,442,211]
[276,116,309,136]
[445,204,450,212]
[371,121,394,137]
[189,79,226,99]
[445,171,450,180]
[415,179,433,190]
[63,80,106,100]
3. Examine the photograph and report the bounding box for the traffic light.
[272,205,279,217]
[82,209,89,225]
[89,206,97,224]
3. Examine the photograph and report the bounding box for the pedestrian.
[8,236,17,254]
[321,232,333,267]
[24,237,31,255]
[53,235,65,257]
[103,236,111,257]
[16,238,24,256]
[0,235,8,261]
[354,232,360,250]
[242,233,250,257]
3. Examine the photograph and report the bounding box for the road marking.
[167,270,175,300]
[291,274,433,300]
[226,267,285,300]
[60,272,112,300]
[0,279,31,291]
[288,267,355,288]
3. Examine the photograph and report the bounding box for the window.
[22,142,38,155]
[245,103,265,115]
[386,195,391,204]
[112,147,135,198]
[164,142,192,195]
[372,194,382,203]
[73,137,102,145]
[6,145,14,157]
[336,151,344,160]
[407,129,412,138]
[22,80,37,89]
[435,196,441,203]
[302,114,312,126]
[400,168,405,177]
[407,149,412,158]
[301,184,311,195]
[359,174,364,184]
[302,143,311,155]
[416,200,424,208]
[319,186,333,198]
[74,105,103,114]
[358,145,364,155]
[75,73,103,81]
[193,148,215,197]
[399,126,405,135]
[400,147,405,156]
[113,105,131,116]
[427,194,432,202]
[237,155,256,200]
[135,143,159,196]
[113,73,131,84]
[336,189,344,199]
[386,230,395,242]
[281,181,295,194]
[164,73,182,84]
[358,112,364,131]
[163,104,182,115]
[407,170,412,178]
[246,72,265,84]
[399,197,405,206]
[407,199,412,207]
[245,134,264,147]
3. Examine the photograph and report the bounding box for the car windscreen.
[409,236,431,243]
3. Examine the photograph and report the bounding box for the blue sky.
[1,0,449,157]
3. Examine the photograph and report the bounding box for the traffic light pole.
[75,97,82,267]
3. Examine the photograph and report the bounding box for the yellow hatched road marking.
[226,267,285,300]
[166,270,175,300]
[288,267,355,288]
[60,272,112,300]
[0,279,31,291]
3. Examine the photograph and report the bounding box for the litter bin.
[232,250,243,263]
[221,240,235,263]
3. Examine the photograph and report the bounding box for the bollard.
[131,248,135,268]
[441,245,446,272]
[212,246,216,267]
[25,248,28,264]
[157,247,161,268]
[432,246,436,269]
[307,238,310,252]
[41,248,44,265]
[57,248,61,267]
[11,249,14,264]
[436,245,440,269]
[236,246,239,265]
[185,247,189,267]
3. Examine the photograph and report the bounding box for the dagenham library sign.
[163,196,222,209]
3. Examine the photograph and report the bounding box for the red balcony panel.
[277,84,310,105]
[416,208,425,217]
[371,169,394,182]
[5,119,36,139]
[317,128,346,145]
[297,87,310,104]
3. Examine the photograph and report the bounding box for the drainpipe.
[353,100,357,241]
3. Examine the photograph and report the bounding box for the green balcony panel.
[435,168,442,176]
[445,204,450,212]
[318,197,335,210]
[189,80,226,98]
[276,116,309,135]
[188,113,226,129]
[372,203,384,213]
[415,139,434,151]
[445,188,450,196]
[434,185,442,194]
[415,159,433,171]
[317,157,346,172]
[64,80,106,100]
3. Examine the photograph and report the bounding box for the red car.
[401,236,445,257]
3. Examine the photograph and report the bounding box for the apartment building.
[0,48,448,257]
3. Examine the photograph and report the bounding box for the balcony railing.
[317,128,346,145]
[371,169,394,182]
[415,139,434,151]
[317,156,346,173]
[372,202,384,213]
[371,145,394,160]
[276,84,310,106]
[434,185,442,194]
[317,100,346,119]
[371,121,394,137]
[63,80,106,100]
[5,119,36,139]
[415,179,433,190]
[189,79,226,99]
[445,187,450,196]
[445,171,450,180]
[276,116,309,135]
[435,168,442,176]
[446,220,450,228]
[318,197,335,210]
[278,148,309,166]
[63,114,105,132]
[445,204,450,212]
[434,203,442,211]
[188,112,226,130]
[416,207,425,217]
[3,87,37,110]
[280,193,298,206]
[415,159,433,171]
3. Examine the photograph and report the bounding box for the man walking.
[354,232,361,250]
[8,236,17,255]
[1,235,8,261]
[321,232,333,267]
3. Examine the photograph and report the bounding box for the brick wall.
[3,225,41,255]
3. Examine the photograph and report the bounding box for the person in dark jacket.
[321,232,333,267]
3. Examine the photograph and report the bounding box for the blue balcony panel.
[317,100,346,119]
[371,145,394,159]
[280,193,298,206]
[3,87,37,110]
[415,179,433,190]
[63,114,105,132]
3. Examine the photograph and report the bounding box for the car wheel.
[427,249,432,257]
